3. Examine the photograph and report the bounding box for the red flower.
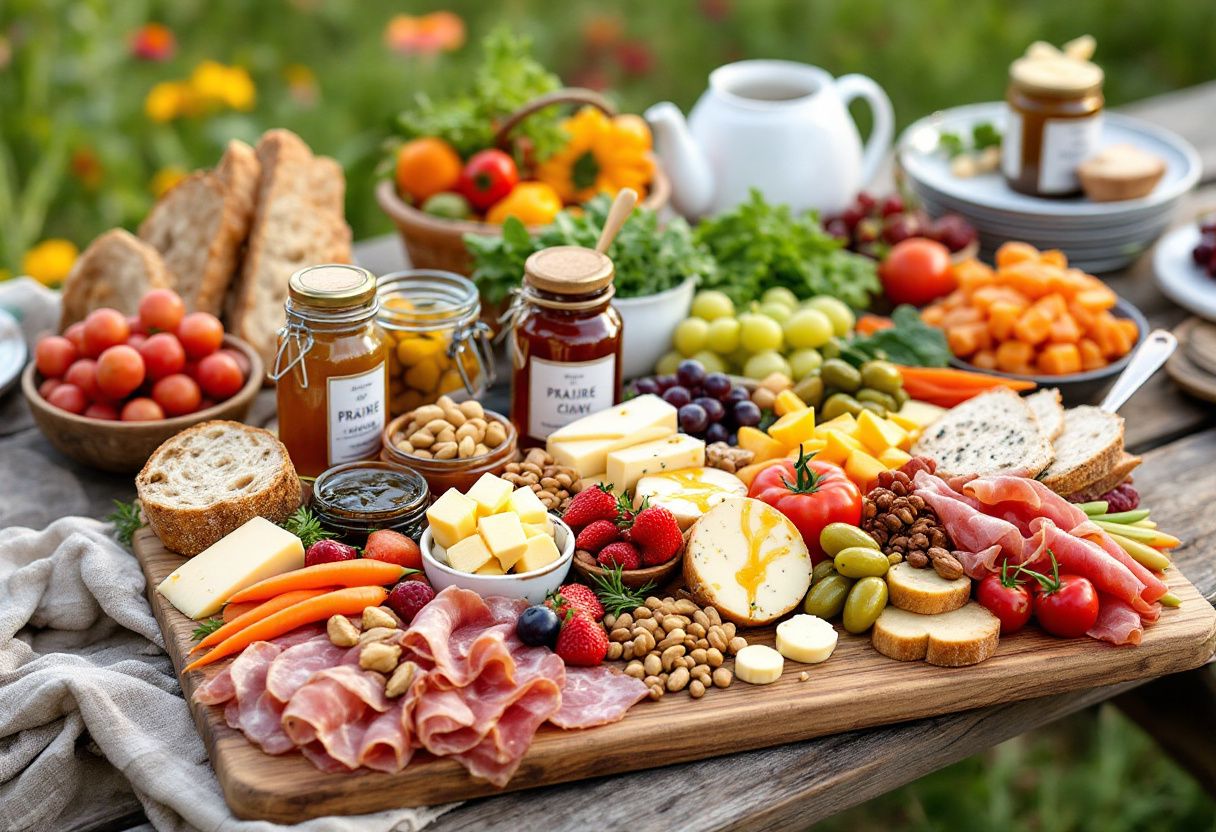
[130,23,176,62]
[385,11,465,55]
[614,40,655,76]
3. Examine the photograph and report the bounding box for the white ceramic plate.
[0,307,26,398]
[1153,224,1216,322]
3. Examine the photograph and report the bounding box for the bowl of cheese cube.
[421,472,575,603]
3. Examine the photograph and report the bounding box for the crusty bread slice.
[1063,452,1142,501]
[1038,406,1125,495]
[226,129,352,370]
[136,420,300,556]
[59,229,172,329]
[911,388,1054,479]
[1026,388,1064,440]
[871,603,1000,667]
[139,140,260,317]
[886,562,971,615]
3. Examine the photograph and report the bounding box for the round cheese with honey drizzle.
[633,467,747,530]
[683,497,812,626]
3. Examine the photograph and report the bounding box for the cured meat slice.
[265,635,351,702]
[1088,594,1147,646]
[914,471,1032,570]
[400,587,495,681]
[1031,519,1155,616]
[281,665,391,769]
[194,666,235,705]
[552,666,649,729]
[229,641,295,754]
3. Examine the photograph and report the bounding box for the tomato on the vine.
[1022,551,1099,639]
[976,561,1034,634]
[747,450,862,564]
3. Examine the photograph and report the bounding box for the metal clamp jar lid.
[271,264,380,388]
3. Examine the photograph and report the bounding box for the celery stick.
[1094,520,1180,547]
[1159,592,1181,608]
[1077,501,1108,515]
[1106,532,1172,572]
[1093,509,1150,524]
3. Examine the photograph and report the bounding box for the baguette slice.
[226,129,352,370]
[1026,387,1064,440]
[136,420,301,556]
[59,229,172,329]
[139,140,260,317]
[871,603,1000,667]
[1038,406,1124,495]
[912,388,1054,479]
[886,562,971,615]
[1063,452,1142,502]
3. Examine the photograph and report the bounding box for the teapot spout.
[644,101,714,219]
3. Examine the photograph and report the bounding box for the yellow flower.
[22,239,79,287]
[145,81,192,122]
[190,61,256,111]
[283,63,318,105]
[150,166,188,198]
[536,107,655,204]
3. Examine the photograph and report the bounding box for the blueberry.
[516,605,561,648]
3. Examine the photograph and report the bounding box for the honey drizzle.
[734,501,790,611]
[653,469,733,512]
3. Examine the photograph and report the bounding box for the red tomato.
[96,345,146,400]
[84,401,120,420]
[976,563,1034,634]
[218,347,252,379]
[83,309,130,356]
[152,373,202,416]
[38,378,63,399]
[139,288,186,333]
[879,238,955,307]
[125,314,146,335]
[177,312,224,358]
[196,352,244,399]
[35,335,78,378]
[457,149,519,211]
[63,358,100,400]
[126,333,147,350]
[47,383,88,414]
[363,529,423,570]
[121,397,165,421]
[139,332,187,380]
[63,322,87,354]
[1023,554,1099,638]
[747,453,862,564]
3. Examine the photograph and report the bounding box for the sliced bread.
[1026,387,1064,440]
[136,420,301,556]
[871,603,1001,667]
[226,129,352,369]
[139,139,260,317]
[59,229,172,329]
[886,562,971,615]
[911,388,1055,479]
[1064,452,1142,501]
[1038,406,1125,495]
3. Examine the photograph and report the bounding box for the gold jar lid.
[524,245,614,295]
[289,264,377,308]
[1010,37,1103,98]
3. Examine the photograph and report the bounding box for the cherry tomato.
[1022,554,1099,639]
[878,238,955,307]
[63,358,100,400]
[139,332,187,380]
[35,335,78,378]
[121,397,165,421]
[177,312,224,358]
[363,529,423,570]
[747,451,862,564]
[126,314,146,335]
[38,378,63,399]
[47,383,88,414]
[139,288,186,333]
[196,352,244,399]
[976,562,1034,634]
[96,345,146,400]
[152,373,202,416]
[457,149,519,211]
[63,322,87,354]
[84,401,120,420]
[83,308,130,357]
[218,347,252,379]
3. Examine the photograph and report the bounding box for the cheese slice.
[775,614,838,664]
[156,517,304,619]
[735,644,784,685]
[546,395,677,476]
[634,467,747,530]
[606,433,705,494]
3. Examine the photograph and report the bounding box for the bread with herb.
[912,388,1055,479]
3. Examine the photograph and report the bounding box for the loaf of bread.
[59,229,172,329]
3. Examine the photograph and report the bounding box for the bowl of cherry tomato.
[22,289,263,473]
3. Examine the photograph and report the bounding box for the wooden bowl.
[22,334,264,474]
[571,548,684,590]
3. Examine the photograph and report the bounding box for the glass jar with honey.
[376,270,495,417]
[273,264,389,478]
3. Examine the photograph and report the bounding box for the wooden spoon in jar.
[595,188,638,254]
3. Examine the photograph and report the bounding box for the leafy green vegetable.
[107,499,142,548]
[280,507,336,549]
[692,190,879,309]
[938,131,966,159]
[972,121,1002,150]
[465,194,716,304]
[939,122,1001,159]
[192,618,224,641]
[840,305,951,367]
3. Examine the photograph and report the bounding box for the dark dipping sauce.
[312,461,429,543]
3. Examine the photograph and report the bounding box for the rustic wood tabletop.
[4,82,1214,832]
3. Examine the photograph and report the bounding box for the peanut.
[689,648,708,665]
[610,627,632,643]
[326,614,359,647]
[624,660,645,679]
[712,667,733,688]
[385,661,418,698]
[615,613,633,629]
[689,679,706,699]
[648,684,664,701]
[728,636,748,655]
[707,628,728,652]
[660,644,686,672]
[358,626,399,647]
[667,667,690,692]
[643,653,662,677]
[706,647,724,668]
[606,642,623,661]
[459,400,484,419]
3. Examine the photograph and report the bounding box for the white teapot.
[646,60,893,218]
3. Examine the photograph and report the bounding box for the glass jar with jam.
[273,264,389,478]
[311,461,429,543]
[1002,45,1104,197]
[376,270,495,417]
[506,245,623,447]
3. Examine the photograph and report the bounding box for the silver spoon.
[1099,329,1178,413]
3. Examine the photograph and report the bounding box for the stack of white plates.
[898,102,1201,273]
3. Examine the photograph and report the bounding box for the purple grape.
[1192,241,1215,267]
[678,403,709,435]
[841,205,866,230]
[933,214,978,251]
[633,377,660,396]
[825,218,850,241]
[856,191,876,213]
[676,359,706,389]
[705,422,730,444]
[733,400,762,427]
[880,194,905,217]
[662,385,692,408]
[654,374,677,391]
[724,386,750,405]
[703,372,731,399]
[693,396,725,422]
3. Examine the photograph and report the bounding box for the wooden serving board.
[133,526,1216,823]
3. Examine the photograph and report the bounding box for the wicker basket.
[377,87,672,278]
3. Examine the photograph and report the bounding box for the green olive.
[857,388,899,413]
[820,359,862,393]
[793,375,825,409]
[859,401,886,416]
[892,387,909,408]
[859,360,902,394]
[803,573,855,619]
[821,392,864,421]
[834,546,891,578]
[820,338,843,361]
[842,576,888,634]
[819,523,880,558]
[811,559,839,586]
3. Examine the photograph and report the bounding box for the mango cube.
[736,458,786,488]
[856,411,909,455]
[466,473,514,517]
[774,389,808,417]
[815,431,861,466]
[897,400,947,429]
[737,426,786,462]
[427,489,478,549]
[845,450,887,491]
[768,407,817,449]
[507,486,548,525]
[516,533,561,574]
[787,439,826,459]
[813,413,859,439]
[446,534,494,573]
[877,446,913,469]
[478,512,529,571]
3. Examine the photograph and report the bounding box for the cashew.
[385,661,418,698]
[358,626,399,647]
[326,614,360,647]
[361,606,398,630]
[359,641,401,673]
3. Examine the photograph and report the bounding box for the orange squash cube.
[1012,308,1052,345]
[995,340,1034,373]
[1037,343,1082,375]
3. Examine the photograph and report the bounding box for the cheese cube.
[546,395,677,476]
[507,486,548,524]
[426,489,478,549]
[466,473,514,517]
[606,433,705,494]
[516,533,561,574]
[877,446,913,469]
[815,430,859,466]
[845,449,887,491]
[768,407,817,449]
[478,512,529,570]
[813,413,858,439]
[522,517,554,539]
[856,410,909,454]
[774,389,808,417]
[475,558,507,576]
[156,517,304,619]
[446,534,494,573]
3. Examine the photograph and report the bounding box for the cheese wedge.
[156,517,304,619]
[634,467,747,530]
[775,614,838,664]
[606,433,705,494]
[546,395,677,476]
[735,644,784,685]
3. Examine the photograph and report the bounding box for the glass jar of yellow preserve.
[273,264,390,478]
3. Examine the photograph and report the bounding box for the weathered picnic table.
[4,82,1214,832]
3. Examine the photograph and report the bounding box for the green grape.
[673,318,710,356]
[743,350,791,380]
[739,313,783,353]
[705,317,741,354]
[690,290,735,321]
[804,296,856,337]
[783,308,834,349]
[757,301,793,324]
[691,350,727,374]
[655,350,683,375]
[762,287,800,309]
[788,348,824,380]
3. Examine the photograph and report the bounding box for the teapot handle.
[834,74,894,189]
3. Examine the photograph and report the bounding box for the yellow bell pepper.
[486,181,562,226]
[536,107,656,203]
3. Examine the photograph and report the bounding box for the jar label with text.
[327,363,386,465]
[1039,114,1102,194]
[527,355,616,440]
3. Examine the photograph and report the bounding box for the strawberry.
[597,540,641,570]
[561,484,619,530]
[547,583,605,621]
[629,504,683,566]
[555,611,609,666]
[575,519,619,553]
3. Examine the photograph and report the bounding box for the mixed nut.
[862,460,962,581]
[327,606,419,698]
[389,395,507,460]
[502,448,584,512]
[705,441,755,474]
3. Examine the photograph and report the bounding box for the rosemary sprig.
[191,618,224,641]
[107,499,143,547]
[279,506,336,548]
[590,564,655,617]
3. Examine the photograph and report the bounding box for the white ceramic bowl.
[421,515,575,604]
[613,276,696,381]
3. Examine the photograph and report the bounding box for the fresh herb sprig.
[192,618,224,641]
[590,565,656,617]
[840,304,951,368]
[280,506,335,549]
[107,499,142,547]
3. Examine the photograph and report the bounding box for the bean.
[727,636,747,655]
[842,576,888,634]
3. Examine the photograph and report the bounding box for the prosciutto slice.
[1088,594,1146,646]
[229,641,294,754]
[552,666,649,729]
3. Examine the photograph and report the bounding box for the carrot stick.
[896,365,1036,392]
[190,589,332,655]
[222,601,260,623]
[184,586,389,672]
[855,314,893,336]
[226,559,407,605]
